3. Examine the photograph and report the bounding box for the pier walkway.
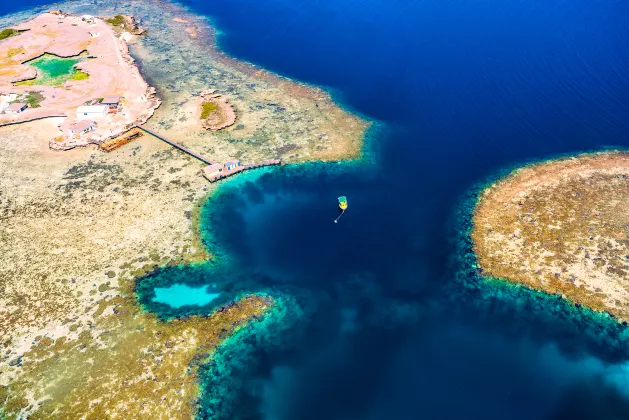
[136,124,281,183]
[135,125,214,165]
[203,159,282,183]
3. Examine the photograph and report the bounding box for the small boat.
[338,196,348,210]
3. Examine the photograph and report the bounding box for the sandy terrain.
[472,152,629,321]
[0,12,160,149]
[0,117,275,418]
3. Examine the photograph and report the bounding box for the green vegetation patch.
[69,69,89,81]
[24,91,44,108]
[0,28,18,41]
[105,15,126,27]
[15,53,87,86]
[200,101,219,120]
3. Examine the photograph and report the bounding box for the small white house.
[68,120,96,137]
[102,96,121,111]
[4,102,28,114]
[203,163,223,179]
[224,160,241,171]
[76,105,108,120]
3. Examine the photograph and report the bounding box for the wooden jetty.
[99,127,143,152]
[203,159,282,183]
[135,125,214,165]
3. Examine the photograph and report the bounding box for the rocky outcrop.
[135,86,162,126]
[127,15,147,36]
[199,89,237,131]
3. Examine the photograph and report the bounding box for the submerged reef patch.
[134,253,311,419]
[453,156,629,363]
[0,290,275,418]
[471,151,629,321]
[196,292,306,419]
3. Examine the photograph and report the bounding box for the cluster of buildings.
[68,96,121,137]
[76,96,120,119]
[201,158,281,183]
[1,95,122,141]
[203,160,242,180]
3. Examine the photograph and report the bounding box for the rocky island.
[199,89,237,131]
[0,11,160,150]
[472,152,629,321]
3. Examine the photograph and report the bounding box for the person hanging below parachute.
[334,196,347,223]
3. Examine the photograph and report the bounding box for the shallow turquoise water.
[152,283,220,308]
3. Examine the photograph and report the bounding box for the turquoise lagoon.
[152,283,220,309]
[15,53,87,86]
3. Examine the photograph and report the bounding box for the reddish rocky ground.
[0,12,160,149]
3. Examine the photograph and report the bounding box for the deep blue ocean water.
[5,0,629,418]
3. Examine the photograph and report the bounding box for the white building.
[4,102,28,114]
[0,94,18,113]
[203,163,223,179]
[68,120,96,137]
[76,105,108,120]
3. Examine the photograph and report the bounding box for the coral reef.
[143,4,369,163]
[472,151,629,321]
[0,291,274,418]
